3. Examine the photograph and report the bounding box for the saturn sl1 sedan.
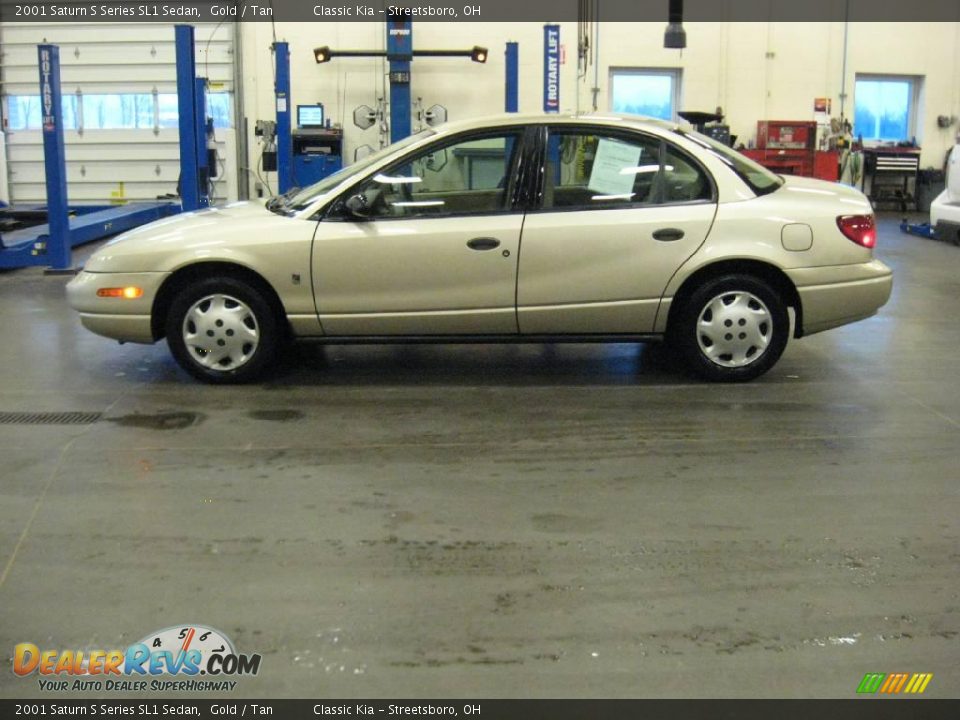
[67,113,893,384]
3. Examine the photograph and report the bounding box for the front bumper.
[788,259,893,336]
[66,270,170,344]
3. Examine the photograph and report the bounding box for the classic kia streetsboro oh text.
[67,113,893,384]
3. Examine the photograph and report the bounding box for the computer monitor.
[297,104,325,129]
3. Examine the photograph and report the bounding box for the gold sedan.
[67,114,892,383]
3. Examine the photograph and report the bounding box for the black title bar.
[1,0,960,23]
[2,700,960,719]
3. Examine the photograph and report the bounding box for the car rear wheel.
[674,274,789,382]
[165,276,279,384]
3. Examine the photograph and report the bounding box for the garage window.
[157,93,233,130]
[4,92,233,131]
[854,75,921,142]
[610,68,680,121]
[82,94,155,130]
[5,95,78,130]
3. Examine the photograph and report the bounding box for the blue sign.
[543,24,560,113]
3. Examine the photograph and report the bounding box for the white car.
[67,113,893,383]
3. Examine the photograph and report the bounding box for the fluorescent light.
[375,173,422,184]
[390,200,445,207]
[619,164,674,174]
[591,193,635,201]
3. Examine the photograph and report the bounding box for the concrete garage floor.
[0,215,957,699]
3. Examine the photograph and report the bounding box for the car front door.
[517,126,718,334]
[311,129,528,336]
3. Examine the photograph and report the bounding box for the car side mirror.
[344,193,370,220]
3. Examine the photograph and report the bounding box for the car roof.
[429,112,683,135]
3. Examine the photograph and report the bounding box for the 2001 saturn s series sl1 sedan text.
[67,113,893,384]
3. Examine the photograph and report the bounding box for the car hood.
[83,200,296,273]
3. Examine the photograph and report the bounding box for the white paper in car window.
[587,138,643,196]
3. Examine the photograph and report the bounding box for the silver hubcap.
[696,291,772,368]
[182,294,260,371]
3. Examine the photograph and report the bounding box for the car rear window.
[675,129,783,196]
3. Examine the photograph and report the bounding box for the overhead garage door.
[0,21,239,205]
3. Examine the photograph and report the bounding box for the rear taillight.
[837,214,876,249]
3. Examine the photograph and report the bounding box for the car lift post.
[505,42,519,112]
[387,16,413,143]
[273,41,294,194]
[175,24,209,211]
[38,44,72,271]
[195,78,210,193]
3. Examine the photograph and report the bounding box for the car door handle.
[466,237,501,251]
[652,228,685,242]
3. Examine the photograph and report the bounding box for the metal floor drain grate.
[0,411,103,425]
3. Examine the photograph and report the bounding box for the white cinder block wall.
[237,20,960,194]
[1,21,958,203]
[2,22,957,202]
[237,21,960,194]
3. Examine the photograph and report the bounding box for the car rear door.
[516,125,718,334]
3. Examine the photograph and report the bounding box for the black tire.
[673,274,789,382]
[165,275,279,384]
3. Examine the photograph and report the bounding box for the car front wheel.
[674,274,789,382]
[165,276,279,384]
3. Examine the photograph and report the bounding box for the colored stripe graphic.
[858,672,932,694]
[857,673,886,693]
[881,673,909,693]
[879,674,896,693]
[907,673,934,694]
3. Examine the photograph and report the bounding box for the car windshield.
[675,129,784,196]
[282,130,435,212]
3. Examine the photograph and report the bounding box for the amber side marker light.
[97,287,143,299]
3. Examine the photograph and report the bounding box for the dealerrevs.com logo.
[13,625,262,692]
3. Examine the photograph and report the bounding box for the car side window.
[542,130,712,210]
[662,144,713,203]
[352,133,521,219]
[543,131,662,210]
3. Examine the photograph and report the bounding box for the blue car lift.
[0,27,217,271]
[505,42,519,113]
[272,41,294,195]
[386,18,414,144]
[311,13,491,150]
[899,219,937,239]
[175,24,216,212]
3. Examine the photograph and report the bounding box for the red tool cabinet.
[741,121,838,182]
